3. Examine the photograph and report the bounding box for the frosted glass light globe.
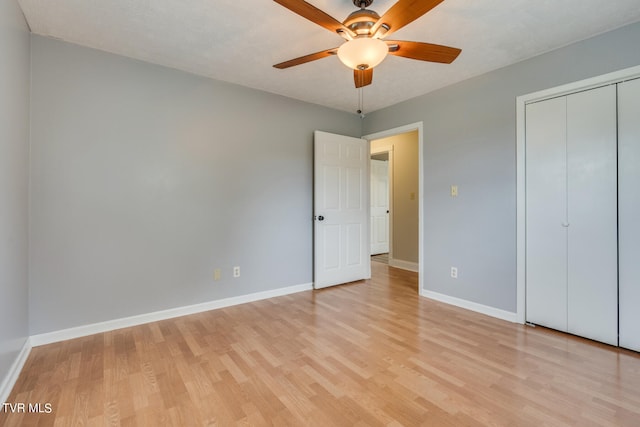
[337,38,388,70]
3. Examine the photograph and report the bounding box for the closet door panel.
[525,98,568,331]
[566,85,618,346]
[619,78,640,352]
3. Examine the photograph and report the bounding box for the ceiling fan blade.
[273,48,338,69]
[273,0,354,37]
[354,68,373,88]
[386,40,461,63]
[372,0,444,38]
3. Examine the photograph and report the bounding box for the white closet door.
[566,85,618,346]
[525,97,568,331]
[618,78,640,352]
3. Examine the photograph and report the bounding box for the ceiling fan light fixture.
[337,37,388,70]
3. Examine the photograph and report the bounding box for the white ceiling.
[17,0,640,113]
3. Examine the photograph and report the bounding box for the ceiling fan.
[273,0,461,88]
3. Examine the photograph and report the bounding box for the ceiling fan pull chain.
[357,87,365,117]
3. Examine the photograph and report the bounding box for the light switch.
[451,185,458,197]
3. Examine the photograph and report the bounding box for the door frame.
[515,64,640,324]
[370,145,393,258]
[363,122,424,294]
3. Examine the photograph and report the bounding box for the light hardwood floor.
[2,262,640,426]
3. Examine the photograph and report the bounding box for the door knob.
[318,215,325,221]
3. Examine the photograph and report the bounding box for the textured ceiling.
[17,0,640,113]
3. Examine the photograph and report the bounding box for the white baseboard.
[0,338,31,404]
[389,258,419,272]
[421,289,518,323]
[30,282,313,347]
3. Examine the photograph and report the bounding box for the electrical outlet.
[214,268,221,281]
[451,185,458,197]
[233,266,240,278]
[450,267,458,279]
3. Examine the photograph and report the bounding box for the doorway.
[365,123,423,293]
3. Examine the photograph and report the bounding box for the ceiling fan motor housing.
[344,9,380,35]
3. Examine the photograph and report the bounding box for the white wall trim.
[515,64,640,325]
[422,290,518,323]
[363,122,424,292]
[30,282,313,347]
[389,258,419,273]
[0,338,31,404]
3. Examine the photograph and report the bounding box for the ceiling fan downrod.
[353,0,374,8]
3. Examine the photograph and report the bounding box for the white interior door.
[565,85,618,346]
[370,159,389,255]
[314,131,370,289]
[525,86,618,346]
[525,97,569,332]
[618,78,640,352]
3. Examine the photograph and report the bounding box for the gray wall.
[0,0,30,394]
[363,22,640,313]
[29,36,361,335]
